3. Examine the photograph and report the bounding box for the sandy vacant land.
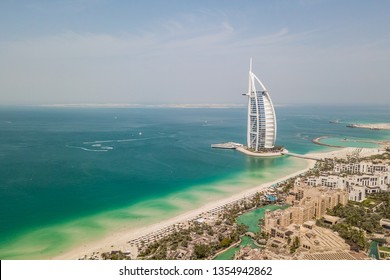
[348,123,390,130]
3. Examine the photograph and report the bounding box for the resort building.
[299,223,350,253]
[302,250,361,260]
[333,162,390,174]
[243,60,277,151]
[303,175,345,189]
[264,185,348,230]
[379,246,390,260]
[263,186,350,255]
[298,175,370,202]
[380,218,390,230]
[264,220,350,254]
[295,161,390,201]
[322,214,342,226]
[286,185,348,216]
[348,185,366,202]
[346,174,390,187]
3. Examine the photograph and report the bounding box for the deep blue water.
[0,105,388,250]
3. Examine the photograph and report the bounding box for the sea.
[0,105,389,259]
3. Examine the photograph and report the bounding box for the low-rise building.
[348,185,366,202]
[264,221,350,253]
[380,218,390,230]
[346,174,389,187]
[378,246,390,260]
[323,214,341,226]
[304,175,345,189]
[264,185,348,239]
[285,185,348,219]
[295,162,389,201]
[334,162,389,174]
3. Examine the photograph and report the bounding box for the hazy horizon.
[2,102,390,109]
[1,0,389,106]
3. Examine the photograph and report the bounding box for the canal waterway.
[369,241,379,260]
[213,204,288,260]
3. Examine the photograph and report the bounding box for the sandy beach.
[306,146,385,160]
[347,123,390,130]
[53,147,385,260]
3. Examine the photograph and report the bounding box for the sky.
[0,0,389,106]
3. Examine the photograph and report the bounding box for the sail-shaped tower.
[243,60,277,151]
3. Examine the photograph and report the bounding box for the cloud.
[0,9,297,61]
[1,32,151,59]
[0,9,389,105]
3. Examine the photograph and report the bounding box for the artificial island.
[211,59,287,157]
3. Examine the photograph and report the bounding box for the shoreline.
[305,146,384,160]
[54,158,316,260]
[312,136,345,148]
[53,147,385,260]
[312,136,389,149]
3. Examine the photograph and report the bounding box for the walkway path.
[281,152,322,161]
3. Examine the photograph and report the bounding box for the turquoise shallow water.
[237,204,289,233]
[213,236,257,260]
[0,105,388,259]
[369,241,379,260]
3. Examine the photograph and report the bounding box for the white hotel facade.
[243,60,277,151]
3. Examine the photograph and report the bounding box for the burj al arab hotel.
[243,60,277,151]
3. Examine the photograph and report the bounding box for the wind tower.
[242,59,277,151]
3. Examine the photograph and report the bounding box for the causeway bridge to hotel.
[281,152,323,161]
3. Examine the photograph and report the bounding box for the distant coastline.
[38,103,246,109]
[346,123,390,130]
[312,136,390,149]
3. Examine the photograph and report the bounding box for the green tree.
[193,244,212,259]
[220,237,233,248]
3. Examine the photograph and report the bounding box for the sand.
[306,147,385,160]
[347,123,390,130]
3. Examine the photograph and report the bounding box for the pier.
[236,146,285,157]
[211,142,243,149]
